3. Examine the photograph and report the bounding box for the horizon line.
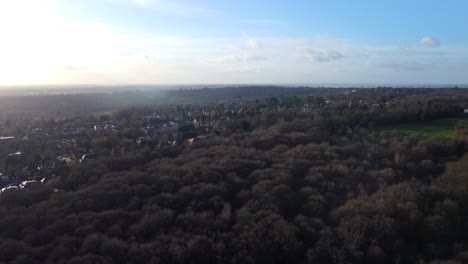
[1,82,468,89]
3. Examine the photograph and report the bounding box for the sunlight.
[0,1,58,84]
[0,0,117,84]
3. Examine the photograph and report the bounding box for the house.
[31,128,42,133]
[19,180,40,190]
[158,122,178,133]
[186,135,210,147]
[74,148,91,158]
[142,126,152,136]
[84,123,99,129]
[80,153,96,163]
[158,121,177,128]
[9,151,23,157]
[186,137,195,146]
[193,119,200,129]
[57,155,77,166]
[94,125,104,132]
[0,186,18,194]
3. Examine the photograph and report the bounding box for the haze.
[1,0,468,85]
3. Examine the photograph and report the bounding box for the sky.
[1,0,468,86]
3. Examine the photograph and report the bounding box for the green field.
[378,115,468,138]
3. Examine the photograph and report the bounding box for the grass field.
[378,115,468,138]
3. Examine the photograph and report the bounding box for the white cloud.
[247,38,261,49]
[419,36,440,47]
[300,49,344,63]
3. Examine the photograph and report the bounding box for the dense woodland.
[1,87,468,264]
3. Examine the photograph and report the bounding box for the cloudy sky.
[1,0,468,85]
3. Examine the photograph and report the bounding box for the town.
[0,90,324,193]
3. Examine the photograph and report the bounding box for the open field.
[378,115,468,138]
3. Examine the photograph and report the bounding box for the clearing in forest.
[379,115,468,138]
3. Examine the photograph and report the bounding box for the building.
[19,180,40,190]
[0,186,18,194]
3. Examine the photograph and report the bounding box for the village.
[0,99,272,195]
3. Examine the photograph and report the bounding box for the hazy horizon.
[2,82,468,89]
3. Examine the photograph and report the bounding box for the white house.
[0,186,18,194]
[19,180,40,190]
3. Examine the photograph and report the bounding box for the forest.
[0,87,468,264]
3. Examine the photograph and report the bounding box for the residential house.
[193,119,200,129]
[80,153,96,163]
[57,155,77,166]
[9,151,23,157]
[0,186,18,194]
[19,180,40,190]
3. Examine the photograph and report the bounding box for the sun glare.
[0,0,118,85]
[0,1,56,84]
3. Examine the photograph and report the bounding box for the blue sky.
[1,0,467,85]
